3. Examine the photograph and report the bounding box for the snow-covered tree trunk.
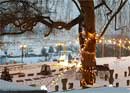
[78,0,96,87]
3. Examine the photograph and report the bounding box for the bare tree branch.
[99,0,128,39]
[0,0,127,38]
[114,0,127,31]
[0,0,83,36]
[115,14,127,30]
[94,0,112,15]
[94,2,104,9]
[0,30,26,36]
[72,0,82,14]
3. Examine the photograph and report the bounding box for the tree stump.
[40,64,51,75]
[128,67,130,76]
[0,67,12,82]
[68,82,73,90]
[61,78,68,91]
[115,73,118,79]
[103,64,109,69]
[116,82,119,87]
[55,85,59,91]
[109,69,114,85]
[127,80,129,86]
[105,74,108,81]
[124,71,127,77]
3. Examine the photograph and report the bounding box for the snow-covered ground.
[1,56,130,92]
[96,57,130,87]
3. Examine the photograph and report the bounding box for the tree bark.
[78,0,96,87]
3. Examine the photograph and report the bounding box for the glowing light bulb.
[119,40,122,43]
[41,85,47,91]
[99,40,102,43]
[113,41,116,45]
[109,84,113,87]
[108,40,112,44]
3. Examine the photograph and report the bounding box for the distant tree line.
[41,45,79,56]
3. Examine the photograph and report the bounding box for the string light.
[108,40,112,44]
[113,41,116,45]
[99,40,102,43]
[97,37,130,50]
[49,65,76,87]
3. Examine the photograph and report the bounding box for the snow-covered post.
[124,71,127,77]
[116,82,119,87]
[127,80,129,86]
[115,73,118,79]
[55,85,59,91]
[61,78,68,91]
[109,69,114,85]
[128,67,130,76]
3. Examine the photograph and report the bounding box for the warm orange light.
[20,44,27,49]
[119,40,122,44]
[113,41,116,45]
[108,40,112,44]
[99,39,102,43]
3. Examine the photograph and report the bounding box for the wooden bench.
[27,73,34,76]
[96,65,109,71]
[40,76,46,79]
[55,73,59,76]
[51,69,56,72]
[33,78,40,80]
[37,73,41,75]
[25,79,32,81]
[48,75,53,77]
[18,74,25,77]
[16,80,24,82]
[59,68,63,71]
[11,72,24,76]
